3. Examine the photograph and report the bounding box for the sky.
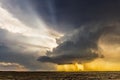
[0,0,120,71]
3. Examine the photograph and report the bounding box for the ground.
[0,71,120,80]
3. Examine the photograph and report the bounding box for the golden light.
[56,59,120,71]
[83,59,120,71]
[57,63,84,71]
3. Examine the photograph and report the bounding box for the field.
[0,71,120,80]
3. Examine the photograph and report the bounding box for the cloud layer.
[38,22,120,64]
[0,0,60,70]
[38,0,120,65]
[0,0,120,71]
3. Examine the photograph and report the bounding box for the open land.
[0,71,120,80]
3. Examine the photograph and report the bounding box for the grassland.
[0,71,120,80]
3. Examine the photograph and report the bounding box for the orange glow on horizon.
[83,59,120,71]
[56,59,120,71]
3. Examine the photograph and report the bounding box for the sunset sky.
[0,0,120,71]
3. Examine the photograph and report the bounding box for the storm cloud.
[38,22,120,64]
[38,0,120,64]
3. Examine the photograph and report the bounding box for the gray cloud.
[0,29,55,70]
[37,0,120,65]
[0,0,60,71]
[29,0,120,33]
[38,21,120,64]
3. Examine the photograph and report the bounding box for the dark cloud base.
[36,0,120,64]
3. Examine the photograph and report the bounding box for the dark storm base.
[0,71,120,80]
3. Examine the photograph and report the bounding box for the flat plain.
[0,71,120,80]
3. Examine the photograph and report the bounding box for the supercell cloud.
[38,0,120,64]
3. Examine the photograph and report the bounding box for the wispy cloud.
[0,1,62,70]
